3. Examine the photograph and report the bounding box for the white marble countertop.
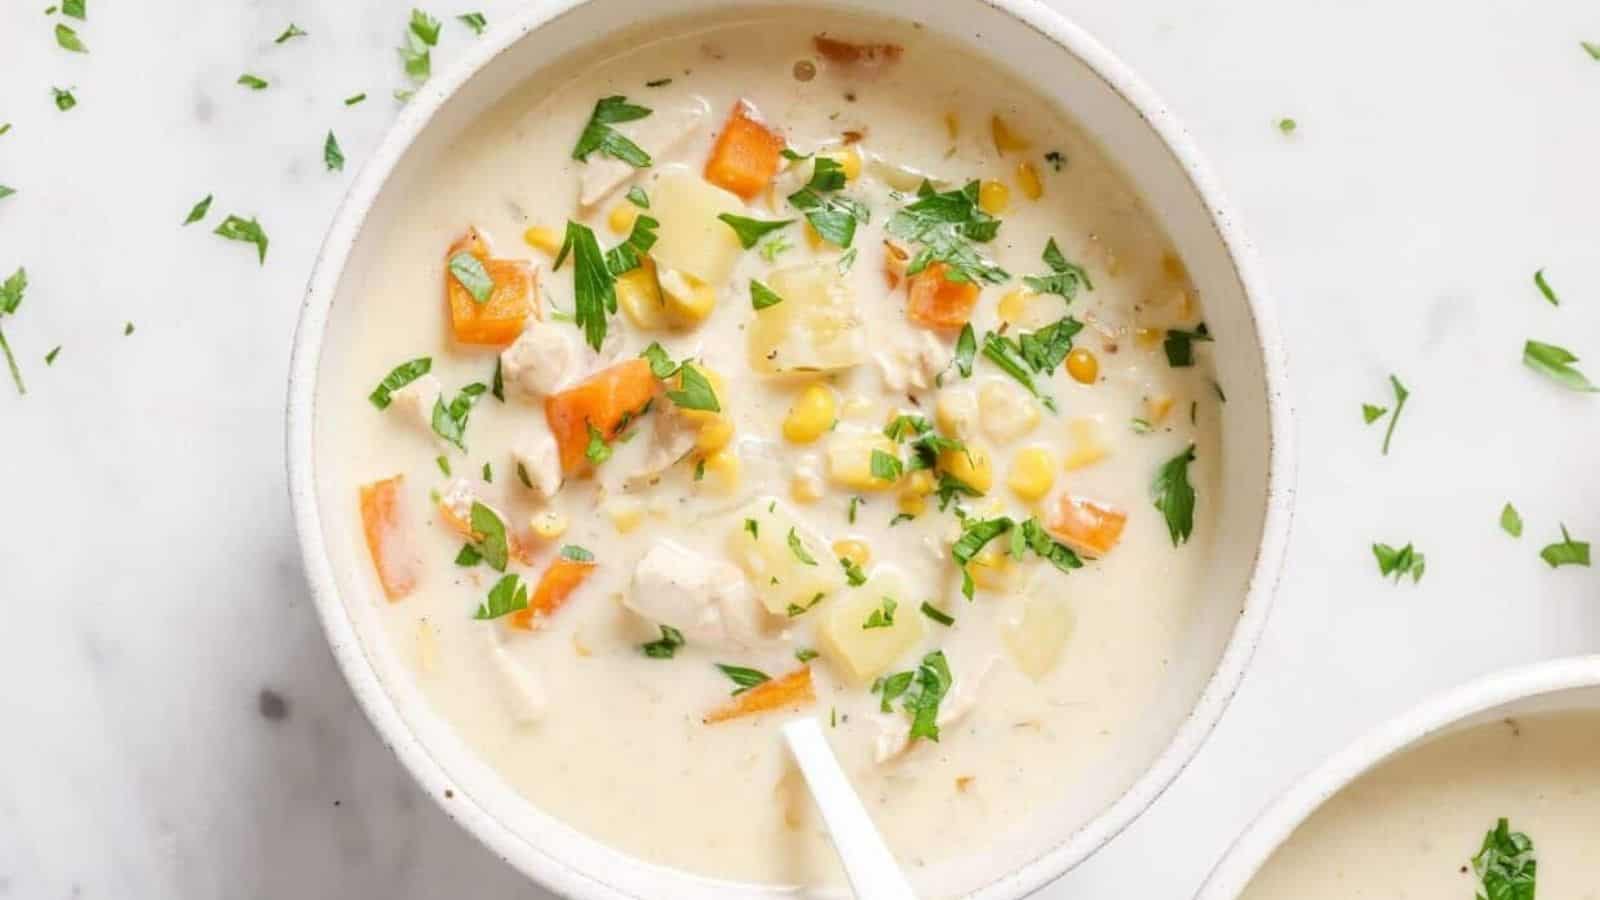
[3,1,1599,897]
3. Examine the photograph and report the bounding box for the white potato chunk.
[579,99,710,209]
[510,427,562,501]
[874,652,994,762]
[627,540,764,647]
[934,385,978,442]
[1001,592,1075,679]
[500,321,581,399]
[388,373,441,435]
[750,262,867,374]
[979,377,1040,442]
[726,496,843,616]
[874,331,951,393]
[816,565,925,685]
[649,170,744,287]
[487,638,546,725]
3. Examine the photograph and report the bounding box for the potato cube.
[726,496,842,615]
[649,171,744,287]
[817,566,926,684]
[825,431,900,491]
[749,262,866,373]
[1002,593,1074,679]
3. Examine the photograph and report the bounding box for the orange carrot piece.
[703,101,786,200]
[359,476,421,601]
[507,556,596,630]
[445,228,537,347]
[704,667,816,724]
[812,35,904,66]
[544,358,661,473]
[906,262,979,331]
[1045,494,1128,558]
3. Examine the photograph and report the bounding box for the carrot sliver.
[906,262,978,331]
[544,358,661,473]
[507,556,597,630]
[703,101,785,200]
[1045,494,1128,558]
[704,667,816,724]
[445,228,537,346]
[359,476,421,602]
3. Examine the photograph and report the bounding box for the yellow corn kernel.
[1008,446,1056,502]
[783,383,837,444]
[903,469,936,498]
[606,498,645,534]
[1064,418,1108,471]
[523,225,561,256]
[700,448,740,494]
[939,444,992,494]
[608,203,639,235]
[804,220,826,250]
[979,180,1010,215]
[616,263,668,330]
[529,510,568,540]
[1066,347,1099,385]
[696,416,735,454]
[833,539,870,568]
[1145,394,1175,424]
[791,472,825,504]
[944,111,960,141]
[1134,326,1163,349]
[998,288,1033,324]
[991,115,1031,154]
[1016,160,1043,200]
[660,269,717,327]
[821,146,862,182]
[897,492,927,517]
[676,365,727,425]
[966,541,1012,590]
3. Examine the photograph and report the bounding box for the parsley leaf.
[473,574,528,620]
[787,157,869,248]
[560,544,595,562]
[718,213,794,249]
[839,556,867,586]
[870,449,904,483]
[1164,323,1212,367]
[1523,340,1598,392]
[1533,269,1559,306]
[584,421,612,464]
[51,87,77,111]
[214,215,270,264]
[795,647,819,663]
[368,357,432,409]
[1540,524,1590,568]
[44,346,60,365]
[1020,518,1084,571]
[1153,444,1197,546]
[409,9,441,45]
[920,601,954,626]
[571,96,653,167]
[886,180,1007,284]
[448,252,493,303]
[554,221,615,350]
[1372,542,1426,583]
[182,194,213,226]
[1361,403,1387,424]
[62,0,84,18]
[981,331,1055,410]
[454,543,482,566]
[55,22,86,52]
[0,268,28,395]
[274,23,308,43]
[1471,818,1536,900]
[237,73,269,91]
[1016,316,1084,372]
[743,518,759,540]
[626,186,649,208]
[666,363,720,412]
[490,357,504,402]
[1277,118,1297,134]
[468,502,509,572]
[640,625,685,659]
[603,214,658,276]
[953,517,1013,568]
[457,12,487,34]
[344,93,366,106]
[750,279,784,310]
[1379,374,1409,455]
[639,342,680,379]
[1583,41,1600,61]
[905,650,953,741]
[1022,237,1093,301]
[758,233,792,262]
[787,527,819,566]
[430,382,487,449]
[862,597,897,629]
[715,663,771,695]
[1500,503,1523,538]
[323,130,345,172]
[0,185,11,202]
[954,323,976,378]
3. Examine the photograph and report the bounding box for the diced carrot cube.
[812,35,904,66]
[1045,494,1128,558]
[359,476,422,601]
[704,101,786,200]
[507,556,597,630]
[544,358,661,474]
[704,667,816,724]
[906,262,979,331]
[445,228,537,347]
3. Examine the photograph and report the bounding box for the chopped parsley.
[560,545,595,562]
[274,23,308,43]
[409,9,441,45]
[51,87,77,111]
[0,268,27,394]
[0,185,13,201]
[883,414,932,442]
[0,123,10,137]
[715,663,771,695]
[1277,118,1296,134]
[430,381,487,449]
[786,527,819,566]
[553,221,615,350]
[214,214,270,264]
[1523,339,1598,392]
[665,363,720,412]
[640,625,685,659]
[62,0,84,18]
[1163,323,1212,367]
[839,556,867,586]
[640,342,680,379]
[1361,403,1387,424]
[1378,375,1409,454]
[1500,503,1523,538]
[953,324,976,378]
[904,651,953,741]
[1022,238,1093,302]
[1015,316,1084,372]
[1583,41,1600,61]
[838,246,859,274]
[1472,818,1535,898]
[749,279,784,310]
[344,93,367,106]
[795,647,819,663]
[885,180,1007,284]
[603,214,658,276]
[324,131,345,172]
[1540,524,1590,568]
[435,455,450,476]
[515,461,532,489]
[848,496,862,523]
[182,194,213,225]
[787,593,824,617]
[44,346,60,365]
[466,502,509,572]
[368,356,432,409]
[953,517,1013,568]
[1020,518,1083,571]
[398,10,436,83]
[448,252,494,303]
[571,95,653,167]
[457,12,487,35]
[920,602,954,626]
[718,214,794,249]
[472,574,528,620]
[1533,269,1559,306]
[584,422,612,464]
[490,357,504,401]
[874,671,914,712]
[744,518,759,540]
[237,74,269,91]
[787,157,868,248]
[862,597,897,629]
[1372,541,1426,583]
[1152,444,1197,546]
[122,321,135,336]
[870,449,904,482]
[454,543,482,566]
[481,462,492,482]
[981,331,1055,411]
[54,22,86,53]
[758,233,792,262]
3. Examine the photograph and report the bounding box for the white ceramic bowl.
[1195,655,1600,900]
[285,0,1294,896]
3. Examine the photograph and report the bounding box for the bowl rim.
[284,0,1297,896]
[1193,654,1600,900]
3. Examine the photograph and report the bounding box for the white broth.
[325,11,1221,888]
[1242,711,1600,899]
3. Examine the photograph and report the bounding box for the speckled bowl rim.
[1193,655,1600,900]
[285,1,1297,897]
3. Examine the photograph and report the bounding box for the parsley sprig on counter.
[1523,340,1598,392]
[1373,541,1426,583]
[214,214,270,264]
[0,268,29,395]
[1539,524,1590,568]
[886,180,1007,284]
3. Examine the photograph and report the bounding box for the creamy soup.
[327,11,1220,889]
[1242,711,1600,899]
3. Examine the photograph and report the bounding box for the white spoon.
[781,717,919,900]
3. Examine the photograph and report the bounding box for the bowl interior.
[292,0,1288,896]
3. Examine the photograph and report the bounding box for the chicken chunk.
[874,653,995,763]
[510,427,562,500]
[579,99,710,209]
[500,321,581,399]
[388,373,442,435]
[626,540,764,647]
[874,331,951,393]
[621,404,697,491]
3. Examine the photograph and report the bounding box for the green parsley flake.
[625,185,650,208]
[920,601,954,626]
[0,123,10,137]
[1152,444,1197,546]
[344,93,367,106]
[448,251,493,303]
[640,342,680,379]
[430,382,487,450]
[44,346,60,365]
[368,357,432,409]
[758,232,792,262]
[718,213,794,249]
[1533,268,1559,306]
[905,651,953,741]
[786,527,818,566]
[468,502,509,572]
[1378,374,1409,454]
[666,363,720,412]
[274,23,307,43]
[1163,323,1213,367]
[885,180,1006,284]
[1372,541,1426,583]
[481,462,492,482]
[473,574,528,620]
[981,331,1054,410]
[436,455,450,476]
[62,0,84,18]
[839,556,867,586]
[237,73,269,90]
[553,220,616,350]
[55,22,86,52]
[603,214,658,276]
[1277,118,1296,134]
[1499,502,1522,538]
[862,597,897,629]
[954,323,976,378]
[750,279,784,310]
[560,544,595,562]
[571,96,653,167]
[214,215,270,264]
[795,647,819,663]
[715,663,771,695]
[1022,237,1093,302]
[182,194,213,226]
[1523,340,1598,392]
[52,87,77,111]
[744,518,759,540]
[409,9,441,45]
[457,12,487,34]
[870,449,903,482]
[1361,403,1387,425]
[1583,41,1600,61]
[0,185,13,201]
[788,157,869,248]
[324,131,345,172]
[640,625,685,659]
[1472,819,1536,898]
[1540,524,1590,568]
[122,322,133,336]
[585,422,612,464]
[0,268,28,394]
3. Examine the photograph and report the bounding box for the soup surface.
[324,11,1221,888]
[1242,710,1600,899]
